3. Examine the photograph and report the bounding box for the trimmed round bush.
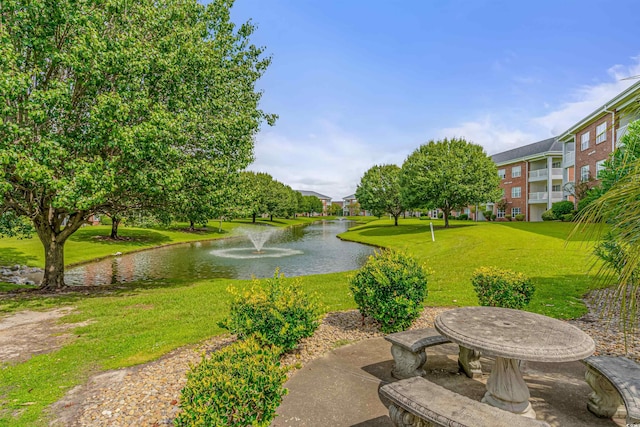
[562,213,575,222]
[349,249,428,333]
[458,213,469,220]
[505,214,512,221]
[483,210,493,221]
[218,269,322,353]
[541,209,556,221]
[471,267,535,309]
[515,214,525,221]
[175,336,288,427]
[551,201,574,219]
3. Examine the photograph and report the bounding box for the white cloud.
[436,116,539,155]
[249,120,408,200]
[438,56,640,155]
[533,56,640,135]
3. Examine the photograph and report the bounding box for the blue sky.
[226,0,640,200]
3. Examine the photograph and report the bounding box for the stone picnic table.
[435,306,596,418]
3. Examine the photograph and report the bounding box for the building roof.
[296,190,332,200]
[491,137,562,165]
[342,194,356,200]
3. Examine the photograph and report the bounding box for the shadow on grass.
[356,223,475,237]
[0,278,226,310]
[0,247,39,267]
[69,227,173,246]
[495,222,602,242]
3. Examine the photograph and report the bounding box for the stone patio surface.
[273,330,627,427]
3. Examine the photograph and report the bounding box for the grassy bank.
[0,217,603,426]
[339,218,604,318]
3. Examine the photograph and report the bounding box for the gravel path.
[48,291,638,427]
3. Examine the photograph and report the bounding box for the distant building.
[491,137,563,222]
[296,190,332,215]
[342,194,368,216]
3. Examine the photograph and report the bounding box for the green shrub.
[458,213,468,220]
[483,210,493,221]
[515,214,525,221]
[175,336,288,427]
[99,216,113,225]
[471,267,535,309]
[437,212,443,219]
[551,201,574,219]
[218,269,322,353]
[505,214,512,221]
[541,209,555,221]
[490,213,496,221]
[561,213,574,222]
[349,249,428,333]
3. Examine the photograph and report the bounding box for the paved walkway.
[274,331,626,427]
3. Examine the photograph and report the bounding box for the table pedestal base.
[482,357,536,419]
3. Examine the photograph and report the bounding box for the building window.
[552,184,561,192]
[581,132,590,151]
[512,187,521,198]
[596,122,607,144]
[596,160,606,178]
[511,166,521,178]
[511,207,521,216]
[580,165,590,182]
[498,169,506,179]
[496,209,505,219]
[552,160,561,168]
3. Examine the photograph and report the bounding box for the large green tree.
[0,0,273,289]
[400,138,501,228]
[356,164,404,225]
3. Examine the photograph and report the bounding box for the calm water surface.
[65,220,374,285]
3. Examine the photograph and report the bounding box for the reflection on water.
[65,220,374,286]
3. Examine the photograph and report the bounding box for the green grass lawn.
[0,217,605,426]
[339,218,605,318]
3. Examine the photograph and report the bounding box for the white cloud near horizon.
[439,56,640,155]
[249,120,409,200]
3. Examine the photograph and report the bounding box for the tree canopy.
[356,164,404,225]
[0,0,273,289]
[400,138,501,227]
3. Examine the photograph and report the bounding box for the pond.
[64,220,375,285]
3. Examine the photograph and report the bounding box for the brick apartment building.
[491,138,563,222]
[488,80,640,221]
[560,80,640,200]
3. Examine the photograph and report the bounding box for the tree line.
[355,138,502,227]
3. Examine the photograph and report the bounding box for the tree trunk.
[42,239,66,290]
[110,217,121,239]
[443,208,450,228]
[189,220,195,231]
[252,213,256,223]
[394,214,399,226]
[270,214,273,221]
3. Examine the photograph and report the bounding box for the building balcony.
[528,192,548,203]
[563,151,575,167]
[528,169,548,181]
[528,191,563,204]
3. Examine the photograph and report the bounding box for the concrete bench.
[379,376,550,427]
[385,329,482,379]
[583,355,640,424]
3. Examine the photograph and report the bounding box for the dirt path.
[0,307,85,364]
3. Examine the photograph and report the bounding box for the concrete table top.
[435,306,595,362]
[435,306,596,418]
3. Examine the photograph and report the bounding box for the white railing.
[563,151,575,167]
[528,192,548,201]
[550,191,563,200]
[551,168,563,178]
[528,169,548,180]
